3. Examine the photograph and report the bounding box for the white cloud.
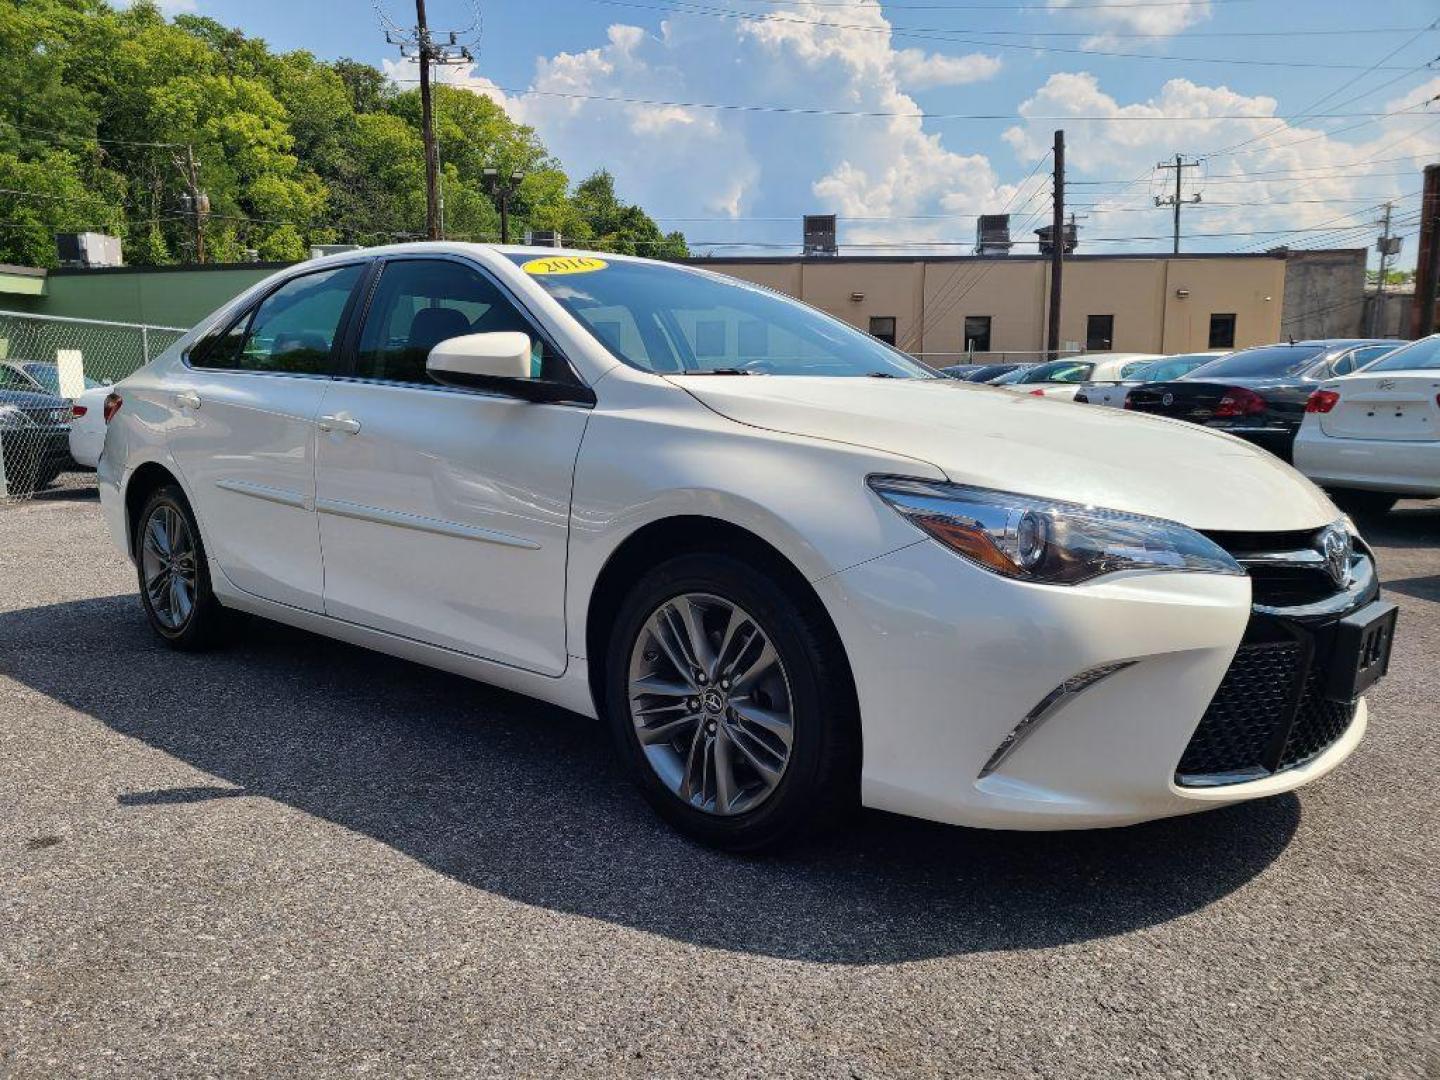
[893,48,1004,90]
[382,0,1439,262]
[1047,0,1212,47]
[1002,73,1440,257]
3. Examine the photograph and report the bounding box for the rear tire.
[604,552,860,852]
[134,484,227,651]
[1328,489,1398,518]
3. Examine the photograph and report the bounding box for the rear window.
[1367,336,1440,372]
[1186,345,1325,379]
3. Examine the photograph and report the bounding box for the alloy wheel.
[140,505,198,632]
[627,592,795,816]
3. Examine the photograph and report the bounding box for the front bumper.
[815,538,1371,830]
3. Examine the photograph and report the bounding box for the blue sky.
[151,0,1440,264]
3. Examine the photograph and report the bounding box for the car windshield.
[20,363,103,393]
[1184,344,1325,379]
[998,359,1093,385]
[1366,336,1440,372]
[510,255,933,378]
[1129,355,1214,382]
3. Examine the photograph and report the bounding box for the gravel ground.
[1,490,1436,1079]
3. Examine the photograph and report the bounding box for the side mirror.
[425,332,596,405]
[427,331,532,384]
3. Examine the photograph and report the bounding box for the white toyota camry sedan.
[96,245,1396,850]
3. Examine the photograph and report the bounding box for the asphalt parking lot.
[2,488,1437,1079]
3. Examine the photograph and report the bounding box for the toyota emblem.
[1320,524,1352,588]
[1161,392,1174,406]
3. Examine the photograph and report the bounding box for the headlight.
[0,404,32,431]
[868,476,1244,585]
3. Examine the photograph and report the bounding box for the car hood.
[676,376,1336,531]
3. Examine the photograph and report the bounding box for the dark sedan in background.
[1123,339,1401,461]
[0,387,73,495]
[940,362,1036,383]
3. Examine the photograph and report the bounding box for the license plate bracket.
[1325,600,1398,702]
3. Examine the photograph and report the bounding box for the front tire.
[604,552,859,852]
[134,484,226,651]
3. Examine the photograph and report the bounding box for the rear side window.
[1368,336,1440,372]
[354,259,570,385]
[190,264,363,374]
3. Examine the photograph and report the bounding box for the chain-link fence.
[0,311,188,500]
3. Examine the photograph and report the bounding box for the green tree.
[0,0,685,267]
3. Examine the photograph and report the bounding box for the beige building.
[683,250,1361,365]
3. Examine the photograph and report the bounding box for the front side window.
[511,256,931,378]
[964,316,991,354]
[1086,315,1114,352]
[191,264,363,374]
[356,259,567,385]
[1208,313,1237,350]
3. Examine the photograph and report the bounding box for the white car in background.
[1074,352,1225,408]
[96,244,1395,851]
[68,383,114,467]
[992,354,1162,401]
[1294,334,1440,516]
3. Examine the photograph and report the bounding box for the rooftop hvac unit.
[55,232,123,268]
[975,214,1012,255]
[310,244,362,259]
[1035,219,1079,256]
[803,214,837,256]
[526,230,562,248]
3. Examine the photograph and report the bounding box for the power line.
[586,0,1438,70]
[396,78,1440,125]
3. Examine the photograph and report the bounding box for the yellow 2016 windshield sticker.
[522,255,608,276]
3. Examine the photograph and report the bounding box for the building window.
[964,315,992,354]
[1209,313,1236,349]
[868,316,896,345]
[1086,314,1114,352]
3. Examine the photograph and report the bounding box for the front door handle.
[317,414,362,435]
[175,391,202,410]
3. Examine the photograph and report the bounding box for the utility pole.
[385,2,473,240]
[482,168,525,243]
[173,144,208,263]
[1154,154,1202,254]
[1413,164,1440,339]
[1046,129,1065,360]
[1370,202,1398,336]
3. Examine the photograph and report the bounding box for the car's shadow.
[0,595,1300,964]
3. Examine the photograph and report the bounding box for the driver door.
[313,255,590,675]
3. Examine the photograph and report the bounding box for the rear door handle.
[175,391,202,409]
[317,414,361,435]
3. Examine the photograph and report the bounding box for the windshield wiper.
[866,371,900,378]
[675,368,753,376]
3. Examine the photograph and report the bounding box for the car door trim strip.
[215,478,311,510]
[314,497,542,549]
